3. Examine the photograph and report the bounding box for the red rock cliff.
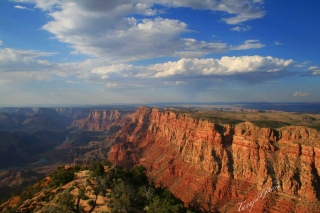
[71,109,132,131]
[107,107,320,212]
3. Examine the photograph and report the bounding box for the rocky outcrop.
[0,169,44,203]
[107,106,320,212]
[71,109,132,131]
[71,141,112,165]
[54,107,85,118]
[0,169,44,188]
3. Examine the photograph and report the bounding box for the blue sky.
[0,0,320,106]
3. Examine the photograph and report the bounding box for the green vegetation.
[250,120,290,128]
[18,181,45,205]
[105,165,192,213]
[1,159,196,213]
[87,199,95,206]
[168,108,320,131]
[49,166,75,187]
[198,115,243,125]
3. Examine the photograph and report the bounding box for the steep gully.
[71,106,320,212]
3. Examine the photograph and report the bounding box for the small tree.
[55,191,76,213]
[88,176,108,213]
[89,158,98,171]
[113,194,131,212]
[49,167,74,187]
[91,163,104,178]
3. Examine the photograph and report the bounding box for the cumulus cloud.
[0,40,3,45]
[88,55,294,85]
[274,41,283,45]
[0,42,300,90]
[311,71,320,76]
[14,5,34,11]
[306,66,320,76]
[299,65,320,76]
[308,66,319,71]
[12,0,265,61]
[151,56,294,77]
[293,91,307,97]
[231,26,251,32]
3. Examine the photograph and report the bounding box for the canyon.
[0,105,320,212]
[69,106,320,212]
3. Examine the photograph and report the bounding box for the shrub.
[67,185,74,192]
[49,167,74,187]
[87,199,95,206]
[82,195,90,200]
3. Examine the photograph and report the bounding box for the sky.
[0,0,320,106]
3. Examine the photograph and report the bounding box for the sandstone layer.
[71,109,132,131]
[106,106,320,212]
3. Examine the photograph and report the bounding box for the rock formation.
[71,109,132,131]
[1,106,319,212]
[107,106,320,212]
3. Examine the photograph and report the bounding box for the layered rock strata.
[86,106,320,212]
[71,109,132,131]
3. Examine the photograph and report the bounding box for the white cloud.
[78,56,295,90]
[0,46,116,77]
[307,66,320,75]
[311,71,320,76]
[274,41,283,45]
[88,55,294,81]
[174,39,265,58]
[173,38,229,58]
[230,40,265,50]
[38,1,184,60]
[106,82,118,88]
[151,56,293,77]
[308,66,319,71]
[231,26,251,32]
[0,40,3,45]
[12,0,265,61]
[44,14,189,60]
[0,48,56,72]
[161,0,265,24]
[0,48,55,61]
[0,43,296,90]
[293,91,307,97]
[14,0,265,24]
[14,5,34,11]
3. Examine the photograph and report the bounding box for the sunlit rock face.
[71,109,132,131]
[102,106,320,212]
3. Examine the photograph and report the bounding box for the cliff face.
[71,109,132,131]
[108,107,320,212]
[54,108,85,118]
